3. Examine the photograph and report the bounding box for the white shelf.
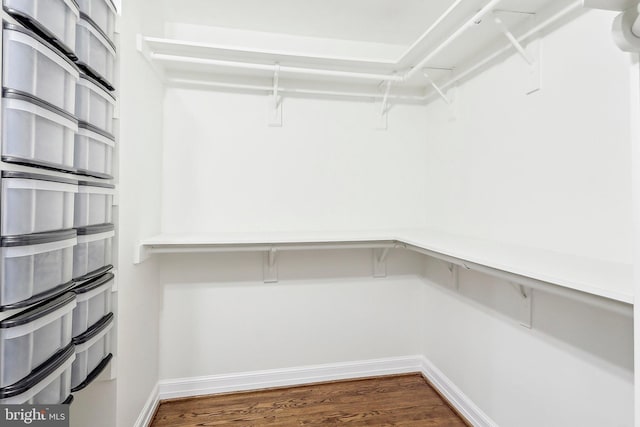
[137,0,584,102]
[137,228,633,308]
[395,229,633,305]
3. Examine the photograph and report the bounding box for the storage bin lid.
[78,180,115,189]
[75,20,116,91]
[79,74,116,101]
[79,12,116,53]
[71,353,112,393]
[72,272,114,295]
[76,223,115,236]
[2,23,80,72]
[1,279,75,312]
[78,121,115,141]
[72,312,113,345]
[3,0,80,60]
[0,229,77,247]
[0,292,75,329]
[0,343,74,399]
[2,88,78,124]
[1,170,78,185]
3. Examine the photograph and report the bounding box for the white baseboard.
[158,355,423,400]
[419,356,498,427]
[156,355,498,427]
[133,382,160,427]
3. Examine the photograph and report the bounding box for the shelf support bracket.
[492,12,540,94]
[492,14,534,65]
[263,248,278,283]
[448,263,459,290]
[134,243,150,265]
[376,79,393,130]
[268,63,283,127]
[510,282,533,328]
[373,248,390,278]
[423,72,451,105]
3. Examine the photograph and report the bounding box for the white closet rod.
[167,77,427,101]
[403,0,503,81]
[396,0,466,63]
[150,53,405,82]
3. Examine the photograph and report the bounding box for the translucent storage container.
[75,0,116,44]
[1,171,77,236]
[0,343,74,404]
[71,312,112,391]
[0,293,75,388]
[3,23,79,115]
[74,121,114,178]
[74,181,114,228]
[3,0,80,59]
[75,74,115,134]
[0,230,76,310]
[72,224,114,280]
[2,89,78,172]
[75,17,115,90]
[71,272,113,337]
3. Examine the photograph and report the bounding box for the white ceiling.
[163,0,455,45]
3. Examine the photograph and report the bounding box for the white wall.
[419,10,634,427]
[161,90,430,233]
[158,249,426,379]
[422,10,633,264]
[114,0,165,426]
[422,258,633,427]
[158,88,432,379]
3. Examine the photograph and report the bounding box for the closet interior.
[2,0,640,426]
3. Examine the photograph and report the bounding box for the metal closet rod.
[150,0,503,84]
[166,78,428,101]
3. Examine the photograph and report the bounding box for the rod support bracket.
[373,248,390,277]
[268,63,283,126]
[448,263,460,290]
[491,11,540,94]
[376,79,394,130]
[263,247,278,282]
[510,282,533,328]
[423,71,452,104]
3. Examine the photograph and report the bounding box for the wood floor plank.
[150,374,469,427]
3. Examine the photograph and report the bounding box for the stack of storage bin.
[0,0,117,404]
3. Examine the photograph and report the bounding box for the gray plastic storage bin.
[0,230,76,310]
[1,172,77,236]
[71,312,112,390]
[75,74,115,134]
[74,181,114,228]
[75,17,115,90]
[2,90,78,172]
[74,122,114,178]
[75,0,115,43]
[0,293,75,388]
[3,0,80,59]
[73,224,114,280]
[71,273,113,337]
[0,343,74,404]
[2,23,79,115]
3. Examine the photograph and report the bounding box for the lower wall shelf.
[135,228,633,315]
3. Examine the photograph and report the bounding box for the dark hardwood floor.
[150,373,469,426]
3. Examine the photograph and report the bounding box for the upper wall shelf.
[138,0,585,104]
[136,228,633,317]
